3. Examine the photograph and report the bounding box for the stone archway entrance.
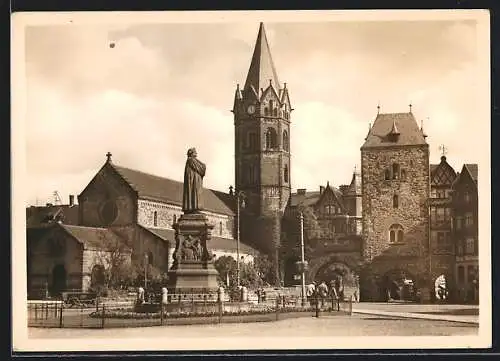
[51,264,67,297]
[382,269,417,302]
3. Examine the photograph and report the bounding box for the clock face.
[247,105,256,115]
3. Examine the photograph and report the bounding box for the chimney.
[69,195,74,206]
[320,186,325,194]
[297,188,307,195]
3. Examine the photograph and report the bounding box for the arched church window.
[393,195,399,208]
[264,107,269,116]
[266,127,278,149]
[284,164,289,183]
[219,221,223,235]
[269,100,274,111]
[173,214,177,224]
[392,163,400,180]
[401,169,406,181]
[384,169,391,180]
[153,211,158,227]
[283,130,289,151]
[273,108,278,116]
[389,224,404,243]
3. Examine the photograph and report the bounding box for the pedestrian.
[137,286,145,305]
[161,287,169,305]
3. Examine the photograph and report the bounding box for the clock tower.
[232,23,292,282]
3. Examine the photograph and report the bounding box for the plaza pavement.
[351,302,479,325]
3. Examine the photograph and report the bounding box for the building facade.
[451,164,479,304]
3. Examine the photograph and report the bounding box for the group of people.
[305,279,357,302]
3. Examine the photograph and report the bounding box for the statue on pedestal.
[182,148,206,214]
[168,147,219,293]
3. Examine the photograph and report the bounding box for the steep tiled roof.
[244,23,281,95]
[61,224,131,252]
[145,227,257,254]
[430,164,439,174]
[362,112,427,149]
[289,186,343,208]
[464,164,478,184]
[111,163,235,216]
[26,205,79,228]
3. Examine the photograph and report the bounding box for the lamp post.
[144,253,149,291]
[236,190,246,287]
[299,212,307,306]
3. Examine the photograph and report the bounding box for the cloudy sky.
[20,12,488,206]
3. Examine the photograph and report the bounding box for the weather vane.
[439,144,448,157]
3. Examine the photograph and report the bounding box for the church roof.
[60,224,131,252]
[243,23,281,95]
[145,227,257,254]
[26,204,80,228]
[110,163,235,216]
[361,112,427,149]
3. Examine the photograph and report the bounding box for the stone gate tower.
[232,23,292,285]
[360,109,431,301]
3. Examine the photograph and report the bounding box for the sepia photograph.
[11,10,491,352]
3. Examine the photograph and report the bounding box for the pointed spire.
[364,122,372,140]
[421,117,428,138]
[409,102,412,113]
[244,23,281,95]
[232,83,242,112]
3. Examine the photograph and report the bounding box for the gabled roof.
[26,205,79,228]
[145,227,257,254]
[464,164,478,184]
[244,23,281,96]
[110,163,235,216]
[60,224,131,252]
[452,163,478,189]
[289,186,344,208]
[362,112,427,149]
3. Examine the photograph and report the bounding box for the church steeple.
[244,23,281,96]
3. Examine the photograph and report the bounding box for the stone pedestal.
[167,213,219,294]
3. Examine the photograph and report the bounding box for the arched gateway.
[306,255,361,300]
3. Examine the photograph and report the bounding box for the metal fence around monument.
[27,293,353,329]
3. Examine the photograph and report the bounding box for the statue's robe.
[182,157,206,213]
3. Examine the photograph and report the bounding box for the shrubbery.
[89,304,316,320]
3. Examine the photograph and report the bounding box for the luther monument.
[167,148,219,293]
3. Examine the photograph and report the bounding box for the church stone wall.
[137,199,235,239]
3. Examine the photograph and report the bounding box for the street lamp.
[297,212,307,306]
[236,190,246,287]
[144,253,149,291]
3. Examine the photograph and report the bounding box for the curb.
[352,309,479,325]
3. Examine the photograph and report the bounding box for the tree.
[91,233,133,293]
[254,253,274,286]
[214,255,237,287]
